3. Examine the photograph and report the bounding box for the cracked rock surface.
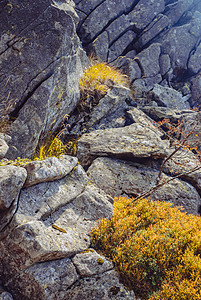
[0,0,85,159]
[0,156,134,300]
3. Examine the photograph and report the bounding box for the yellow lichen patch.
[91,197,201,300]
[97,258,104,265]
[52,224,67,233]
[0,157,32,167]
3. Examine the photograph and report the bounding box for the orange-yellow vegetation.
[35,135,77,159]
[79,61,128,105]
[91,197,201,300]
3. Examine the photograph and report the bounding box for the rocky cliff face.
[1,0,201,299]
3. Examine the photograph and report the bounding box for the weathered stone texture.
[1,0,84,159]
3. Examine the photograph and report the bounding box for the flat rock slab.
[0,139,9,159]
[64,269,136,300]
[24,155,78,187]
[0,165,27,233]
[5,258,79,300]
[149,84,190,109]
[72,248,114,276]
[87,157,200,215]
[77,122,169,166]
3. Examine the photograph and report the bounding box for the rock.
[190,73,201,107]
[0,159,114,298]
[159,11,201,71]
[64,269,136,300]
[164,0,194,26]
[107,30,136,62]
[163,147,201,195]
[126,0,165,32]
[18,164,88,219]
[0,292,13,300]
[113,57,141,84]
[141,106,180,122]
[125,107,163,136]
[159,54,171,76]
[68,86,130,135]
[24,155,78,187]
[77,121,169,166]
[0,165,27,232]
[0,139,9,159]
[0,134,11,144]
[87,157,200,215]
[1,0,84,159]
[72,249,114,276]
[5,258,79,300]
[134,14,169,50]
[136,43,161,78]
[188,41,201,74]
[149,84,190,109]
[131,74,162,95]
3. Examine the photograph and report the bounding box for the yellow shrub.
[91,197,201,299]
[79,61,128,109]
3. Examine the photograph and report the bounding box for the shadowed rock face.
[0,0,85,159]
[75,0,201,104]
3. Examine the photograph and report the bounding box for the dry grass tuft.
[79,60,129,110]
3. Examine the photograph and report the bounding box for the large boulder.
[87,157,201,215]
[0,0,84,159]
[77,113,169,166]
[0,165,27,232]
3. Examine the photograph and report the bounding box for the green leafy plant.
[91,197,201,299]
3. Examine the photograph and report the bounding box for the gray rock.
[163,147,201,195]
[1,0,83,159]
[0,292,13,300]
[108,31,136,62]
[0,139,9,159]
[0,165,27,232]
[73,249,114,276]
[77,0,134,43]
[136,43,161,78]
[0,134,11,144]
[190,74,201,107]
[65,269,136,300]
[68,86,130,135]
[0,160,114,292]
[131,74,162,95]
[127,0,165,31]
[24,155,78,187]
[5,258,79,300]
[113,57,141,82]
[77,121,169,166]
[134,14,169,50]
[159,54,171,76]
[87,157,200,215]
[149,84,190,109]
[141,106,179,122]
[188,41,201,74]
[125,107,163,136]
[159,11,201,70]
[18,164,88,218]
[164,0,194,26]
